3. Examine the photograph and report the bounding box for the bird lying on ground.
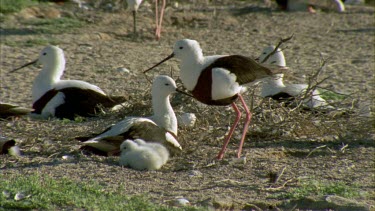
[11,45,127,120]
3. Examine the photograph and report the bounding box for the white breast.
[40,92,65,118]
[211,68,242,100]
[179,55,225,91]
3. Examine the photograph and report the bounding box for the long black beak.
[143,53,174,73]
[176,88,194,98]
[10,59,38,73]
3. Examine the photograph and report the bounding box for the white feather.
[211,68,242,100]
[164,132,182,151]
[39,92,65,118]
[89,117,155,142]
[55,80,105,94]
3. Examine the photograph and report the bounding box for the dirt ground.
[0,0,374,210]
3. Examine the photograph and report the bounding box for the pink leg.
[236,94,252,158]
[155,0,159,36]
[155,0,165,40]
[217,102,241,160]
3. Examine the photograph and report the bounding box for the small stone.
[62,155,74,160]
[229,156,247,165]
[2,191,11,198]
[188,170,202,177]
[14,192,26,201]
[177,113,197,128]
[173,198,190,206]
[116,67,130,74]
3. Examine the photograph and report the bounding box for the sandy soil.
[0,0,374,210]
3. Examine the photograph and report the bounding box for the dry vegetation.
[0,0,374,210]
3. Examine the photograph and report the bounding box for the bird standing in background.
[126,0,143,36]
[154,0,166,40]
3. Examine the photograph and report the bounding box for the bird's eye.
[179,46,183,49]
[43,52,47,55]
[165,83,170,86]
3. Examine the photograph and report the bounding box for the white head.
[150,75,178,136]
[258,45,286,67]
[38,45,65,69]
[143,39,203,74]
[120,139,138,152]
[152,75,177,97]
[127,0,143,11]
[172,39,203,61]
[11,45,65,76]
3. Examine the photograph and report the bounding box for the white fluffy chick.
[133,139,169,165]
[119,139,167,170]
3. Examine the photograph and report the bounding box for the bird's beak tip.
[143,53,175,74]
[10,59,38,73]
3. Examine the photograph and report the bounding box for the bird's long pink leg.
[155,0,159,37]
[155,0,166,40]
[236,94,252,158]
[217,102,241,160]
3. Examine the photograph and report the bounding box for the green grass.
[4,37,60,47]
[0,0,38,14]
[318,88,348,101]
[60,116,86,124]
[22,17,85,34]
[0,173,201,210]
[271,179,361,200]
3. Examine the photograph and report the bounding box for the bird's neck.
[180,53,204,91]
[261,74,286,96]
[32,58,65,102]
[150,93,177,136]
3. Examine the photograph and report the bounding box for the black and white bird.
[126,0,143,35]
[259,45,331,109]
[0,136,21,156]
[119,138,169,170]
[144,39,286,159]
[11,45,127,120]
[275,0,345,13]
[77,75,182,156]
